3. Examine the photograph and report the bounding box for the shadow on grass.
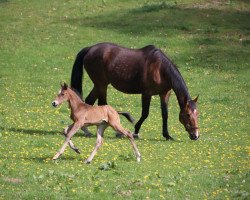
[62,2,249,71]
[0,126,93,138]
[0,126,183,143]
[0,126,59,136]
[64,2,249,37]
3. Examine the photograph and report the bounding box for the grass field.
[0,0,249,199]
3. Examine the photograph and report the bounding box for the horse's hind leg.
[85,123,108,164]
[85,87,98,105]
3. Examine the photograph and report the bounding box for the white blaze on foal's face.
[52,85,69,107]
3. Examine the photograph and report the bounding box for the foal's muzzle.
[52,101,58,108]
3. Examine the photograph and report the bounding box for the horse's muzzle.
[189,134,199,140]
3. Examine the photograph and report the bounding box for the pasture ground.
[0,0,249,199]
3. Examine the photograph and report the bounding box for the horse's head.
[52,83,70,107]
[179,96,199,140]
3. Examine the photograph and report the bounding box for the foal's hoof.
[52,153,60,160]
[75,149,81,154]
[116,132,124,138]
[84,160,91,164]
[84,132,93,138]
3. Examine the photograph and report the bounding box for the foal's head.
[179,96,199,140]
[52,83,70,107]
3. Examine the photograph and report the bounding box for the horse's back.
[82,42,168,94]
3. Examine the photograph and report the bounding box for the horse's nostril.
[190,134,199,140]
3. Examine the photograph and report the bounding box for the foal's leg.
[83,85,108,137]
[81,87,99,137]
[85,123,108,164]
[64,125,81,154]
[134,94,151,138]
[110,121,141,162]
[53,123,80,160]
[160,91,173,140]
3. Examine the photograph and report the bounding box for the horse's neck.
[68,89,85,112]
[169,65,191,110]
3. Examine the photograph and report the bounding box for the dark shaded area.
[0,126,59,136]
[64,2,250,37]
[62,2,249,71]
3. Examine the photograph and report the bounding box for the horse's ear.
[193,95,199,103]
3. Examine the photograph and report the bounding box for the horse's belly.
[110,78,142,94]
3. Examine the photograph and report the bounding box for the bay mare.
[71,42,199,140]
[52,83,141,163]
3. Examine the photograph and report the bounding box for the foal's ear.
[63,82,68,89]
[60,82,68,89]
[193,95,199,103]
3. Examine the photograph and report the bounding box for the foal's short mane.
[69,87,84,102]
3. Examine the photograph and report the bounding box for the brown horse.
[71,42,199,140]
[52,83,141,163]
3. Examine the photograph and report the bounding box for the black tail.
[70,47,90,96]
[118,112,135,124]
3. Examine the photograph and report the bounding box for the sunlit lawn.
[0,0,249,199]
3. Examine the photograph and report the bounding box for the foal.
[51,83,141,163]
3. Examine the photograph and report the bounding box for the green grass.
[0,0,249,199]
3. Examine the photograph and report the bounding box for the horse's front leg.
[133,95,151,138]
[160,91,173,140]
[53,123,80,160]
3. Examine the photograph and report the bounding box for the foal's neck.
[67,89,85,111]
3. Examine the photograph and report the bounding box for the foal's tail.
[118,112,135,124]
[70,47,90,96]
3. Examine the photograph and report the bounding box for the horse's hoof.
[166,136,174,141]
[133,133,139,139]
